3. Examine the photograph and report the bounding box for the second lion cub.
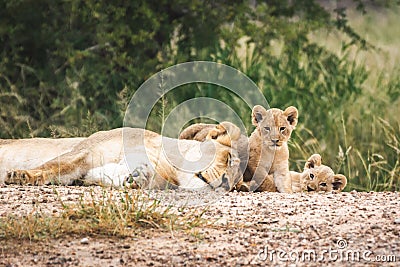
[291,154,347,192]
[256,154,348,192]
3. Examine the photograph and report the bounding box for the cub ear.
[206,122,241,147]
[283,106,298,127]
[332,174,347,192]
[252,105,268,126]
[219,121,241,142]
[304,154,322,169]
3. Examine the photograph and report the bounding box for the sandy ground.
[0,185,399,267]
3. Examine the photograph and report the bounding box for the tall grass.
[291,7,400,191]
[203,7,400,192]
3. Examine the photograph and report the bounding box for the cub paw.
[6,169,45,185]
[234,181,250,192]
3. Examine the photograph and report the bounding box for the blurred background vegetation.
[0,0,398,191]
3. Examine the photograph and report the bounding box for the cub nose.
[307,186,315,192]
[272,139,279,145]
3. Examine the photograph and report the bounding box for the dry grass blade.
[0,187,208,241]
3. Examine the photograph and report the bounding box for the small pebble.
[394,218,400,224]
[80,237,89,244]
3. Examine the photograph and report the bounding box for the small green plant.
[0,188,207,240]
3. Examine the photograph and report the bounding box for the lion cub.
[291,154,347,192]
[257,154,347,192]
[179,105,299,193]
[246,105,298,193]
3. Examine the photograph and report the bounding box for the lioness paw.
[6,169,45,185]
[124,164,152,189]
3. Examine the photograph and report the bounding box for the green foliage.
[0,0,355,137]
[0,0,234,137]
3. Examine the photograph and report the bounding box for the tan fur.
[179,106,298,193]
[295,154,347,192]
[0,137,85,183]
[5,128,241,191]
[205,121,242,147]
[257,154,347,192]
[179,123,215,141]
[247,106,298,193]
[180,121,250,186]
[255,154,347,193]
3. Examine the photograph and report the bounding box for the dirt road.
[0,186,399,266]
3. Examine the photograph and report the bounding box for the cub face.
[301,154,347,192]
[252,105,298,150]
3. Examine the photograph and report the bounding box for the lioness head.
[194,133,242,191]
[252,105,298,150]
[300,154,347,192]
[214,147,241,191]
[193,147,241,192]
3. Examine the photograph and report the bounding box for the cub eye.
[280,127,286,132]
[320,182,327,187]
[264,126,271,131]
[309,173,314,180]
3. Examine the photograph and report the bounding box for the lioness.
[0,137,85,184]
[5,128,241,190]
[179,105,298,193]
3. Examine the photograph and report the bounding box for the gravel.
[0,185,399,266]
